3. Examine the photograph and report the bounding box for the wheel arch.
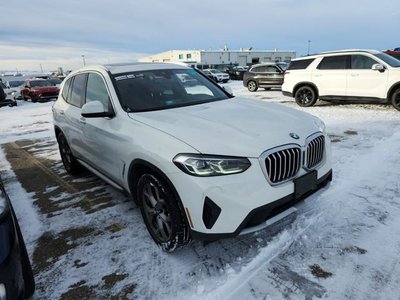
[54,125,62,141]
[387,82,400,100]
[127,159,189,226]
[293,82,319,98]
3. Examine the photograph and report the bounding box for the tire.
[247,80,258,92]
[11,207,35,298]
[57,133,83,175]
[137,173,190,252]
[295,86,317,107]
[391,88,400,111]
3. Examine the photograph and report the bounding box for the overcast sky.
[0,0,399,72]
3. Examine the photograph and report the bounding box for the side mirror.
[81,101,114,118]
[372,64,385,72]
[222,85,234,96]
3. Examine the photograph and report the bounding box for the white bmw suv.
[282,49,400,110]
[53,63,332,251]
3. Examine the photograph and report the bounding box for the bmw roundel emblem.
[290,133,300,140]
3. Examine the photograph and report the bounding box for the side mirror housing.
[372,64,385,72]
[81,101,114,118]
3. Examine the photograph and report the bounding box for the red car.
[20,79,59,102]
[384,50,400,60]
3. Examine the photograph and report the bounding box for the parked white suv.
[203,69,230,83]
[282,49,400,110]
[53,63,332,251]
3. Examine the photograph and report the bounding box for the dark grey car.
[243,64,285,92]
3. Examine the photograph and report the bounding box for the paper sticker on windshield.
[115,74,144,81]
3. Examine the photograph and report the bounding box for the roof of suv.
[292,49,382,61]
[72,62,190,76]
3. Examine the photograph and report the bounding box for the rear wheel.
[57,133,83,175]
[295,86,317,107]
[391,88,400,111]
[247,80,258,92]
[137,173,190,252]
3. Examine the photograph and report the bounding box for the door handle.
[314,74,323,77]
[350,74,359,77]
[79,117,86,124]
[59,110,64,115]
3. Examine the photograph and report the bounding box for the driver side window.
[86,73,112,111]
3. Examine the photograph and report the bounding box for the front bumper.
[169,135,332,239]
[0,100,17,107]
[190,169,332,240]
[282,90,293,97]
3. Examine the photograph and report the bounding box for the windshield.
[387,53,400,60]
[30,80,52,87]
[209,69,220,74]
[374,53,400,67]
[48,78,62,85]
[8,81,24,88]
[277,63,288,70]
[113,68,229,112]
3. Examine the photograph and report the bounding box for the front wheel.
[391,88,400,111]
[137,173,190,252]
[57,133,83,175]
[247,80,258,92]
[295,86,317,107]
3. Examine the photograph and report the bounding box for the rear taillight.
[283,71,289,83]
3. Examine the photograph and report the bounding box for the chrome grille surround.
[259,144,302,185]
[305,133,325,170]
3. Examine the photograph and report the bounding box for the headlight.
[173,154,251,176]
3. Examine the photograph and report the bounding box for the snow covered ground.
[0,82,399,299]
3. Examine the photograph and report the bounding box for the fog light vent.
[202,197,221,229]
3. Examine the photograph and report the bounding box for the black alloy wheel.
[295,86,317,107]
[391,88,400,111]
[57,133,82,175]
[137,174,190,252]
[247,80,258,92]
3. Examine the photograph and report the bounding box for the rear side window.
[251,66,265,73]
[265,66,281,73]
[61,78,72,101]
[317,55,348,70]
[351,55,378,69]
[68,74,87,108]
[287,59,315,70]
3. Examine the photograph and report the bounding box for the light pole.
[81,55,86,66]
[307,40,311,56]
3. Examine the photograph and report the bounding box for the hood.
[129,98,322,157]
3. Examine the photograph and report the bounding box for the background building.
[139,48,296,69]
